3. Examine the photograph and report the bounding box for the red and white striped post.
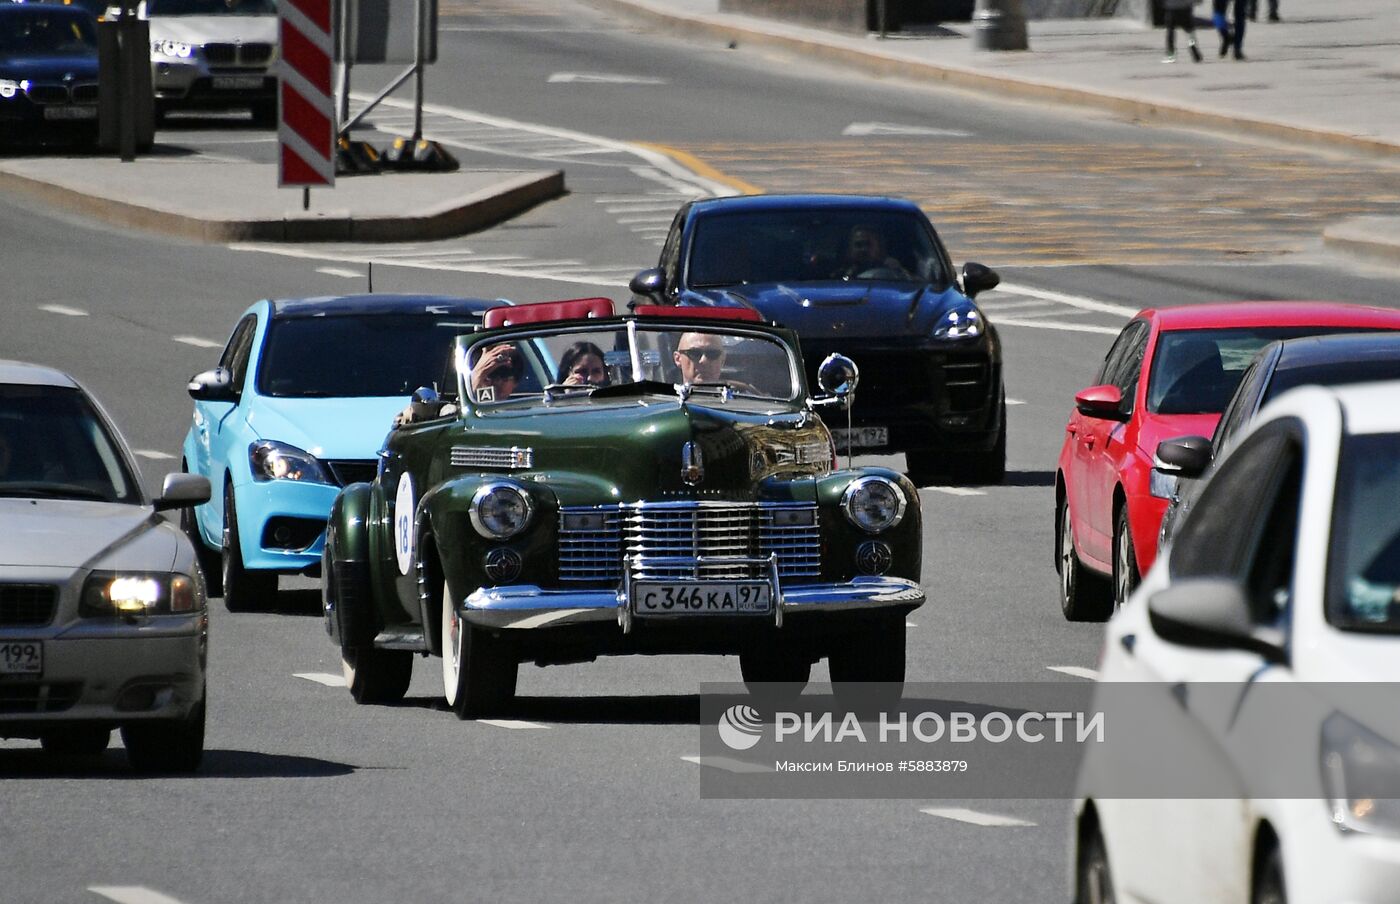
[277,0,335,190]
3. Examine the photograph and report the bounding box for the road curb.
[1323,217,1400,266]
[0,166,565,243]
[587,0,1400,160]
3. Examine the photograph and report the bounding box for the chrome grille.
[450,446,533,470]
[0,584,58,627]
[556,502,820,585]
[324,459,377,487]
[203,42,273,68]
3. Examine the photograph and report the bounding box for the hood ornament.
[681,441,704,486]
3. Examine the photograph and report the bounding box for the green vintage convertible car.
[322,299,925,716]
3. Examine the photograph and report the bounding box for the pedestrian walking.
[1163,0,1203,63]
[1213,0,1248,59]
[1246,0,1280,22]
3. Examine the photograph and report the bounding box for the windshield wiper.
[0,482,112,502]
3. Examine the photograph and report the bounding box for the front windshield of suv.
[147,0,276,15]
[0,9,97,54]
[1329,431,1400,633]
[687,209,949,288]
[257,314,480,398]
[1148,326,1379,415]
[0,384,139,504]
[461,324,799,406]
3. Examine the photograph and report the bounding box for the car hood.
[244,396,407,460]
[1136,412,1221,458]
[685,282,971,338]
[0,499,176,571]
[0,56,99,80]
[148,15,278,44]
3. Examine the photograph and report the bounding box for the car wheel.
[1075,823,1116,904]
[1059,498,1113,622]
[905,449,950,487]
[180,464,222,597]
[1253,845,1286,904]
[1112,506,1140,611]
[341,646,413,705]
[121,691,205,774]
[828,613,905,711]
[39,726,110,757]
[441,579,516,719]
[222,484,276,613]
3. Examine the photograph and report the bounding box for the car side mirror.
[813,353,859,409]
[154,472,211,512]
[187,367,237,403]
[1147,579,1286,663]
[1075,384,1128,421]
[1155,435,1213,479]
[960,262,1000,299]
[629,268,666,303]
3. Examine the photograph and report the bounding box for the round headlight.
[469,483,533,539]
[840,476,906,533]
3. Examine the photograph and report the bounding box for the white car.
[143,0,279,125]
[0,360,211,772]
[1073,380,1400,904]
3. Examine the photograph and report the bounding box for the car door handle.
[1067,425,1078,437]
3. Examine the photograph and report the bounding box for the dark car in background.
[1156,331,1400,548]
[0,4,100,146]
[630,194,1005,486]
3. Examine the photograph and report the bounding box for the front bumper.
[152,59,275,108]
[232,478,341,573]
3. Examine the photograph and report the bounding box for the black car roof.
[1273,332,1400,370]
[269,294,503,320]
[686,194,924,217]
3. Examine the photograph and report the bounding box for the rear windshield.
[0,9,97,54]
[257,315,479,398]
[0,384,139,504]
[147,0,277,15]
[1329,432,1400,633]
[1148,327,1380,415]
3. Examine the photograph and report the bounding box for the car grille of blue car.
[324,460,378,487]
[0,584,58,627]
[557,502,821,586]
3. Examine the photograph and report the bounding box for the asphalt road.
[2,1,1399,902]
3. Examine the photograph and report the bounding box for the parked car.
[143,0,278,125]
[0,360,210,772]
[1072,380,1400,904]
[323,300,924,716]
[629,194,1005,486]
[1156,332,1400,548]
[0,4,100,146]
[1055,301,1400,621]
[180,294,498,612]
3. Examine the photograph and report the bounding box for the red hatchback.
[1055,301,1400,620]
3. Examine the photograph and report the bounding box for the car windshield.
[1328,431,1400,633]
[1148,326,1378,415]
[257,314,481,398]
[147,0,276,15]
[0,384,139,504]
[687,209,949,288]
[0,9,97,54]
[459,323,800,407]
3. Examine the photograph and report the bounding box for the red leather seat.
[484,297,614,329]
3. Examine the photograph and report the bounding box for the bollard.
[970,0,1028,51]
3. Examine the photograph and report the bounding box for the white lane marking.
[905,621,918,628]
[843,122,973,138]
[995,281,1138,318]
[681,755,773,773]
[295,672,348,687]
[316,266,363,278]
[548,71,668,85]
[617,215,675,225]
[477,719,548,730]
[173,336,222,349]
[994,319,1121,336]
[925,486,986,497]
[40,304,88,317]
[133,450,176,460]
[982,300,1059,313]
[1047,666,1100,680]
[920,808,1037,828]
[229,244,637,288]
[1006,398,1027,406]
[602,203,683,213]
[89,887,191,904]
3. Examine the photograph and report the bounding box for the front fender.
[324,482,378,648]
[816,467,922,584]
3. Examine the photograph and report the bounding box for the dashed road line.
[843,122,974,139]
[1006,398,1027,406]
[547,71,668,85]
[316,266,363,278]
[994,319,1121,336]
[925,486,987,497]
[994,282,1138,319]
[681,755,773,774]
[477,719,548,730]
[1047,666,1099,680]
[89,887,191,904]
[294,672,348,687]
[133,450,176,460]
[39,304,88,317]
[920,808,1037,828]
[173,336,222,349]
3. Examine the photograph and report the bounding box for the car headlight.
[80,572,199,617]
[933,304,983,339]
[1149,469,1178,500]
[249,440,333,484]
[470,483,533,539]
[841,476,907,533]
[1321,712,1400,837]
[152,39,194,58]
[0,79,30,99]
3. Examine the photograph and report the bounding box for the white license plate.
[633,581,772,615]
[0,641,42,675]
[212,76,265,90]
[42,106,96,121]
[831,426,889,450]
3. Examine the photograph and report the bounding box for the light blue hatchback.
[180,294,500,611]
